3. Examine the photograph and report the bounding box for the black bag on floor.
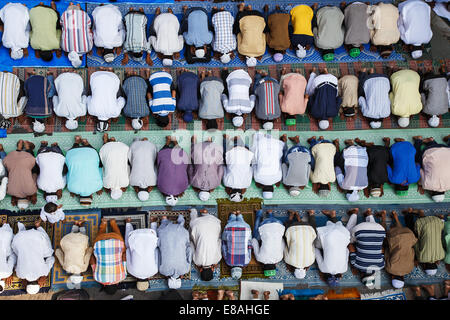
[52,289,90,300]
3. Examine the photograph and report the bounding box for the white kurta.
[252,222,285,264]
[99,141,130,190]
[190,213,222,267]
[149,13,184,56]
[251,133,284,186]
[0,224,16,279]
[398,0,433,46]
[92,4,125,49]
[36,151,66,193]
[223,146,254,189]
[0,3,30,52]
[53,72,87,120]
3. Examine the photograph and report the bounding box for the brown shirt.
[384,226,417,276]
[266,13,291,51]
[2,151,37,198]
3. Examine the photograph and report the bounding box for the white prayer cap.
[162,58,173,66]
[318,120,329,130]
[220,53,231,64]
[110,189,123,200]
[431,194,445,202]
[369,121,382,129]
[165,195,178,206]
[411,50,423,59]
[230,192,242,202]
[425,268,437,276]
[11,47,24,60]
[262,191,273,199]
[65,119,78,130]
[289,187,301,197]
[296,45,306,59]
[392,279,404,289]
[69,274,83,285]
[246,56,257,67]
[0,280,5,293]
[26,284,40,295]
[46,195,58,203]
[137,280,149,291]
[398,117,410,128]
[137,191,149,202]
[33,120,46,133]
[232,116,244,127]
[104,53,115,63]
[427,115,439,127]
[131,118,143,130]
[68,51,82,68]
[294,268,306,279]
[17,199,29,210]
[168,277,181,289]
[262,121,273,130]
[346,190,360,202]
[231,267,242,279]
[96,121,109,132]
[198,191,210,201]
[195,49,205,58]
[370,188,382,198]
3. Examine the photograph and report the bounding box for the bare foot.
[251,289,259,299]
[347,208,359,216]
[263,291,270,300]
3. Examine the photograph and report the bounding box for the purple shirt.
[156,147,189,196]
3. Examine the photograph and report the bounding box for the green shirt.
[444,221,450,264]
[29,6,61,51]
[414,216,445,263]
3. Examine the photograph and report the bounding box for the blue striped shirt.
[149,71,175,115]
[350,228,386,273]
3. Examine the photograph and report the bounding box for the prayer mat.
[360,288,407,300]
[51,210,101,289]
[324,288,361,300]
[240,280,283,300]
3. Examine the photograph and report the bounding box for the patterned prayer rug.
[51,210,101,290]
[240,280,284,300]
[360,289,407,300]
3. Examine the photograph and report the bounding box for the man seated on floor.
[0,222,16,292]
[189,208,222,281]
[55,220,93,286]
[157,214,191,290]
[90,218,127,295]
[11,219,55,295]
[124,217,159,292]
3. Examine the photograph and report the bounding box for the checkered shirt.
[221,220,252,267]
[92,238,127,285]
[212,11,236,54]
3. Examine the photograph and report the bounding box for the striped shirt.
[92,238,127,285]
[254,77,281,121]
[0,72,24,119]
[123,12,150,54]
[335,145,369,191]
[222,220,252,267]
[60,7,93,54]
[212,11,236,54]
[122,76,149,118]
[284,224,317,269]
[358,73,391,119]
[415,216,445,264]
[149,71,175,116]
[350,222,386,273]
[222,69,255,115]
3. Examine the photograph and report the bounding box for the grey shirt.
[314,6,345,50]
[128,139,158,188]
[188,141,224,191]
[254,78,281,121]
[344,2,370,46]
[421,76,449,116]
[282,152,311,187]
[199,77,225,120]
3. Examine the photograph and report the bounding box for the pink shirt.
[279,73,308,115]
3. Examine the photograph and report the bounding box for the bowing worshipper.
[252,70,281,130]
[251,132,284,200]
[188,135,224,202]
[0,72,26,126]
[367,2,400,59]
[0,2,30,60]
[305,67,341,130]
[211,7,236,64]
[333,138,369,202]
[148,70,176,128]
[60,3,93,68]
[181,6,213,64]
[264,5,291,63]
[99,133,130,201]
[413,136,450,202]
[91,4,125,64]
[313,5,344,62]
[357,68,391,129]
[124,217,159,292]
[403,208,445,277]
[148,7,184,67]
[419,65,449,128]
[280,134,311,197]
[157,214,191,290]
[121,8,153,66]
[398,0,433,60]
[122,71,150,131]
[0,222,15,292]
[87,70,125,132]
[189,208,222,281]
[341,1,370,58]
[377,210,417,289]
[354,137,390,198]
[11,219,55,295]
[156,136,189,206]
[52,71,87,131]
[389,68,423,128]
[2,140,38,209]
[279,68,308,126]
[221,68,255,128]
[65,135,103,206]
[338,75,359,118]
[284,210,317,280]
[234,3,266,67]
[445,216,450,273]
[251,209,285,277]
[222,211,252,280]
[315,210,351,288]
[35,141,67,202]
[290,4,318,60]
[177,69,200,124]
[386,137,421,196]
[198,69,224,130]
[90,218,127,295]
[0,144,7,201]
[55,220,93,286]
[222,134,254,202]
[24,73,56,133]
[347,208,386,289]
[29,1,61,62]
[128,137,158,202]
[307,135,336,198]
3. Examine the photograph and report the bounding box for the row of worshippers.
[0,1,436,68]
[0,207,448,295]
[0,132,449,211]
[0,62,448,133]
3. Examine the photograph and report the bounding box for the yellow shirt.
[290,5,314,36]
[389,69,422,117]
